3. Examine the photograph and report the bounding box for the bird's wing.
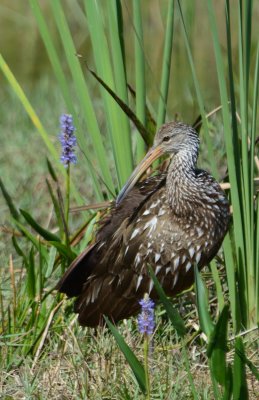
[72,185,197,327]
[96,174,166,241]
[56,173,166,297]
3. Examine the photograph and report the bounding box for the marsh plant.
[0,1,258,398]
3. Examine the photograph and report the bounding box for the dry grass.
[0,295,258,399]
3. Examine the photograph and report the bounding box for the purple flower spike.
[138,294,155,335]
[59,114,77,167]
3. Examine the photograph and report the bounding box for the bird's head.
[153,121,199,155]
[116,121,199,204]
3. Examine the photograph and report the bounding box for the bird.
[57,121,230,327]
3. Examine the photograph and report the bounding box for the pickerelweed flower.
[138,294,155,335]
[59,114,77,167]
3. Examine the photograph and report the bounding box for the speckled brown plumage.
[57,121,230,327]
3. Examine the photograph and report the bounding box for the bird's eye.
[163,136,171,142]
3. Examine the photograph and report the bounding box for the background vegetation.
[0,1,258,398]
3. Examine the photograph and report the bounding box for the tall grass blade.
[127,84,157,136]
[49,241,77,262]
[223,366,233,400]
[29,0,76,115]
[149,267,186,337]
[0,178,20,221]
[12,236,26,259]
[222,235,240,332]
[179,344,199,400]
[27,248,36,300]
[83,0,133,188]
[194,266,214,337]
[206,0,247,326]
[243,0,252,114]
[256,195,259,323]
[224,0,243,331]
[157,0,175,127]
[45,247,57,279]
[45,179,64,237]
[46,158,58,183]
[12,219,47,259]
[87,67,152,145]
[19,209,61,243]
[177,0,218,178]
[207,305,229,385]
[107,1,126,84]
[237,3,254,325]
[133,0,146,161]
[207,0,244,246]
[105,317,146,394]
[106,0,134,165]
[233,337,248,400]
[225,0,242,185]
[210,260,224,312]
[251,42,259,323]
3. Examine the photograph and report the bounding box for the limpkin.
[57,121,230,327]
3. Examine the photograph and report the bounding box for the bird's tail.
[74,274,141,327]
[56,242,141,326]
[56,243,98,297]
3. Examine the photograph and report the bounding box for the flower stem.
[65,164,70,247]
[143,333,151,400]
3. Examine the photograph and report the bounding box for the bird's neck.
[166,149,199,216]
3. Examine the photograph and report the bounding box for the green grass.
[0,318,220,399]
[1,1,259,398]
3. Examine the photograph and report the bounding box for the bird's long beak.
[116,145,164,205]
